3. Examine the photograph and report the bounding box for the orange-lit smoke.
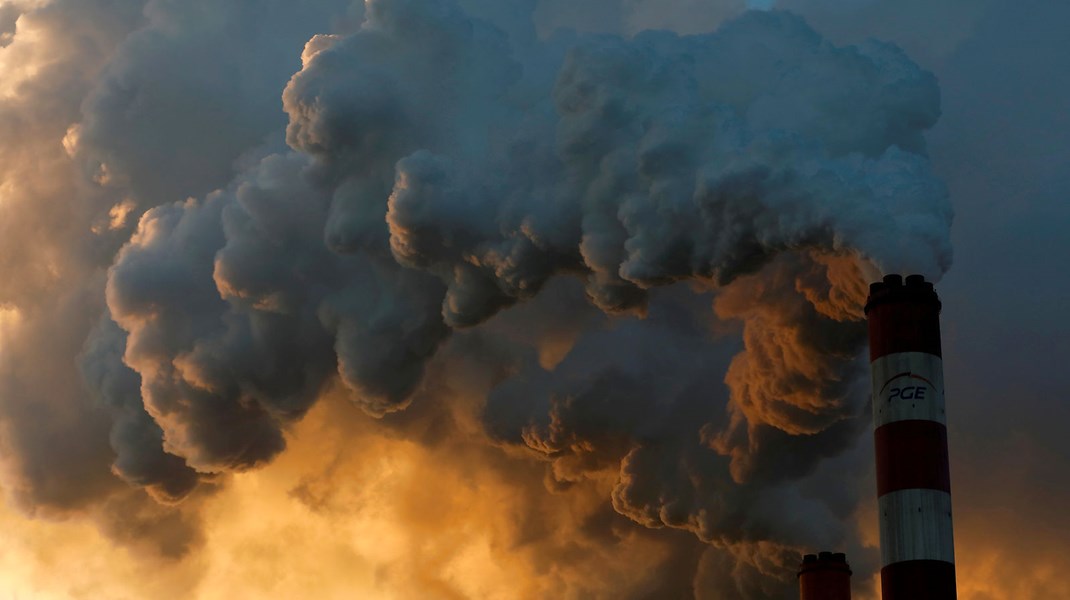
[0,381,719,599]
[0,1,1040,599]
[0,385,1064,600]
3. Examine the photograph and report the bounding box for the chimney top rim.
[865,273,941,314]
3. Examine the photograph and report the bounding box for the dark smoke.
[0,0,953,596]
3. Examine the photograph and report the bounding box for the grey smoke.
[101,0,951,492]
[384,10,949,328]
[0,0,366,554]
[0,0,957,595]
[98,1,950,591]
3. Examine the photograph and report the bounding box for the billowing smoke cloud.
[0,0,365,547]
[0,0,150,516]
[102,0,948,481]
[0,0,955,597]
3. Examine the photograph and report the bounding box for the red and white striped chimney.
[865,274,957,599]
[798,551,852,600]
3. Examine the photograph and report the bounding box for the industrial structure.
[865,274,957,599]
[798,552,852,600]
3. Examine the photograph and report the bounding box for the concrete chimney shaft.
[798,552,851,600]
[865,274,957,599]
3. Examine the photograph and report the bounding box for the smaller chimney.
[798,551,852,600]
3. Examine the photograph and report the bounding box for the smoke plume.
[0,0,954,596]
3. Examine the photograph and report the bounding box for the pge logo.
[880,372,936,403]
[888,386,927,401]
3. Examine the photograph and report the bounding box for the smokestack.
[865,274,957,599]
[798,552,852,600]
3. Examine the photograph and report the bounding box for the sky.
[0,0,1066,598]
